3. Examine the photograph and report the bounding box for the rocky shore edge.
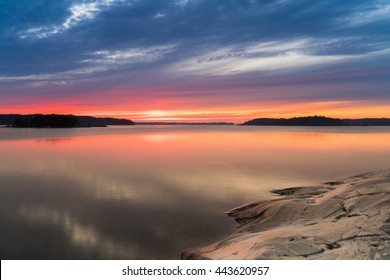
[182,170,390,259]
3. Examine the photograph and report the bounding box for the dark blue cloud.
[0,0,389,106]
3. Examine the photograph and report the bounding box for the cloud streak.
[85,44,177,65]
[342,3,390,27]
[0,44,176,85]
[19,0,128,39]
[169,39,370,76]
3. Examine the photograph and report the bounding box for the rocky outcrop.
[182,170,390,259]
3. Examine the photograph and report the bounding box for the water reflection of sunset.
[1,126,390,259]
[2,126,390,196]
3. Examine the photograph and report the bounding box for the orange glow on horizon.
[1,98,390,123]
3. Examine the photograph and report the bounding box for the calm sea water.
[1,125,390,259]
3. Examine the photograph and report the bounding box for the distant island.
[0,114,134,128]
[241,116,348,126]
[241,116,390,126]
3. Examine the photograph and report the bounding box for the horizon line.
[2,113,390,125]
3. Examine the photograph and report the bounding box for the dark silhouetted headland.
[76,116,134,126]
[0,114,134,127]
[13,114,79,128]
[241,116,348,126]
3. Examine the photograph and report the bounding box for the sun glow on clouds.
[73,100,390,123]
[74,108,278,122]
[2,97,390,123]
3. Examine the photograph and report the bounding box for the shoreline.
[182,170,390,260]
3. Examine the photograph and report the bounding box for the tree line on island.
[241,116,390,126]
[241,116,347,126]
[0,114,134,128]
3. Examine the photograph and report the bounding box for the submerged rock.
[182,170,390,260]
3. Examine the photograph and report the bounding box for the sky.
[0,0,390,123]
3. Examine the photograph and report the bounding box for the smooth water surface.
[1,125,390,259]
